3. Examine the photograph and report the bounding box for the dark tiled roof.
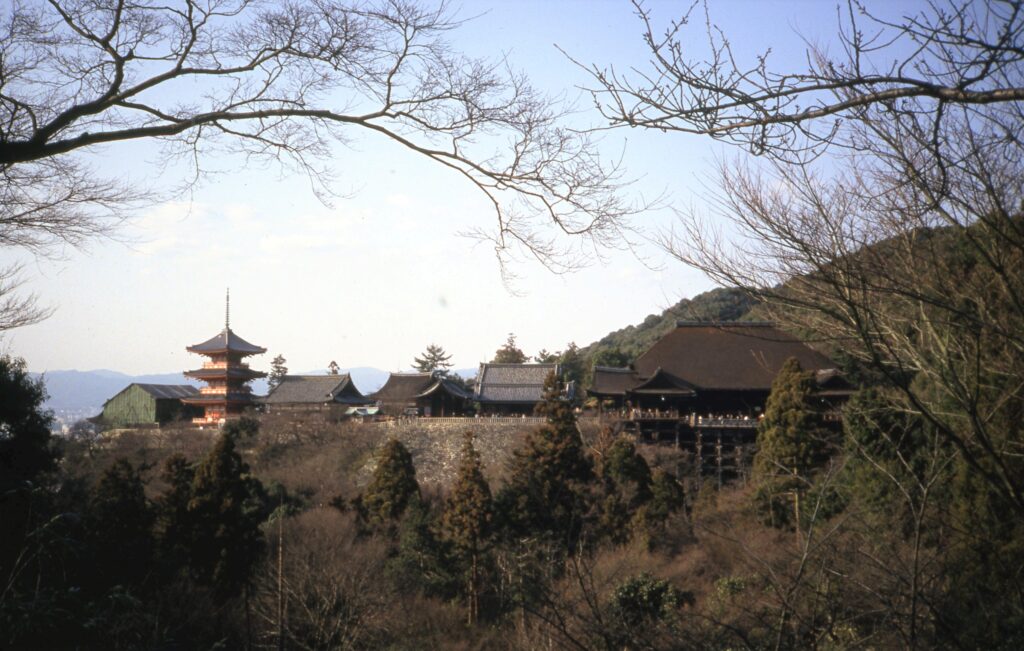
[371,373,473,414]
[476,363,558,403]
[634,323,836,391]
[629,368,697,395]
[135,383,199,400]
[371,373,435,404]
[184,366,267,380]
[589,366,639,397]
[108,383,198,404]
[181,393,258,405]
[263,374,368,405]
[187,327,266,355]
[417,378,474,401]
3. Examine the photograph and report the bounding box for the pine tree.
[0,355,57,494]
[187,430,267,601]
[752,357,831,529]
[0,354,58,585]
[597,436,653,544]
[268,354,288,390]
[413,344,454,375]
[442,432,494,624]
[497,372,593,551]
[492,333,527,364]
[558,342,585,389]
[86,458,153,591]
[647,470,686,523]
[328,360,340,375]
[359,438,420,529]
[534,348,560,363]
[153,454,195,579]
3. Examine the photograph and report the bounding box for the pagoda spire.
[225,287,230,330]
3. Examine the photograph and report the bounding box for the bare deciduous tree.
[578,0,1024,517]
[575,0,1024,159]
[0,0,641,329]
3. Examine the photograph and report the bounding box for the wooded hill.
[576,287,759,377]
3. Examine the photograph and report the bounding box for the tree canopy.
[492,333,528,364]
[0,0,640,330]
[413,344,454,376]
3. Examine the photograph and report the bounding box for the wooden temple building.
[262,374,372,417]
[475,362,574,415]
[182,294,266,425]
[589,322,852,482]
[98,383,201,428]
[371,372,473,417]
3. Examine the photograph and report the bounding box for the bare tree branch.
[0,0,643,323]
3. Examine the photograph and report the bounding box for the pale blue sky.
[0,1,923,377]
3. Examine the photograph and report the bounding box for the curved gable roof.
[371,373,435,403]
[263,374,366,404]
[589,366,639,397]
[187,327,267,355]
[633,322,836,391]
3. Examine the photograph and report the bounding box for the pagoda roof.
[181,393,258,406]
[184,366,267,380]
[187,327,266,356]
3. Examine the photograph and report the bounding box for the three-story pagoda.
[182,293,266,425]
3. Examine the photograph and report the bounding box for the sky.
[0,1,923,377]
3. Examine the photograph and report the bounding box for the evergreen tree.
[187,430,267,601]
[591,346,630,369]
[558,342,585,389]
[387,498,458,599]
[86,458,153,592]
[359,438,420,529]
[328,360,340,375]
[597,436,653,544]
[442,432,494,624]
[0,355,57,494]
[647,469,686,523]
[413,343,454,375]
[492,333,527,364]
[534,348,560,363]
[752,357,831,529]
[497,373,593,551]
[268,354,288,390]
[153,454,195,578]
[0,355,58,587]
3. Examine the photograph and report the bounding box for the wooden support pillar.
[695,429,703,476]
[716,431,723,489]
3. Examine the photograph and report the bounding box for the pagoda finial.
[225,287,230,330]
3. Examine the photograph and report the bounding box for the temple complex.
[182,292,266,425]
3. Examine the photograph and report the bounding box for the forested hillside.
[578,287,758,374]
